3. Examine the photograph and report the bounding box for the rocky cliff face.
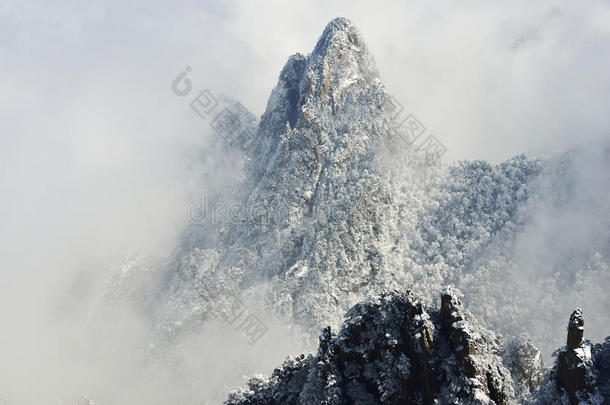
[529,309,607,404]
[155,17,442,339]
[226,290,608,405]
[557,309,595,402]
[227,288,522,404]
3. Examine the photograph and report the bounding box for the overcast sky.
[1,1,609,402]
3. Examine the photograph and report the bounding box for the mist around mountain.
[96,17,610,404]
[148,16,608,345]
[3,16,607,405]
[113,17,605,404]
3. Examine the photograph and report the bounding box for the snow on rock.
[226,292,610,405]
[226,288,516,405]
[501,335,545,397]
[528,309,607,404]
[553,309,599,404]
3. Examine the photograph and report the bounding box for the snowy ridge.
[226,288,524,404]
[226,289,609,404]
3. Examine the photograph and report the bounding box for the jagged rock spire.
[567,308,584,349]
[259,17,383,139]
[311,17,362,57]
[557,308,596,404]
[227,289,516,404]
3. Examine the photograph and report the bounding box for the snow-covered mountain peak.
[309,17,377,89]
[259,18,385,140]
[174,18,411,331]
[313,17,361,53]
[303,17,382,119]
[152,19,610,381]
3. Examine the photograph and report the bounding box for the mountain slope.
[143,18,610,360]
[93,19,610,404]
[150,18,607,355]
[155,17,438,336]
